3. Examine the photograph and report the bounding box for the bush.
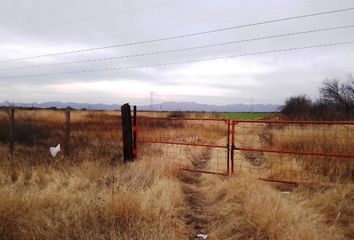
[167,111,186,118]
[281,95,312,120]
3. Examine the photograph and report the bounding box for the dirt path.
[177,145,269,240]
[178,148,212,239]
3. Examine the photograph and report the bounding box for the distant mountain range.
[139,102,281,112]
[0,101,282,112]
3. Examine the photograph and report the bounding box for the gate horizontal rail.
[137,140,227,149]
[233,120,354,125]
[135,114,354,183]
[231,120,354,184]
[136,116,230,175]
[234,147,354,159]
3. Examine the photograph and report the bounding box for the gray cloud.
[0,0,353,104]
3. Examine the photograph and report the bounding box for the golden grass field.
[0,108,353,239]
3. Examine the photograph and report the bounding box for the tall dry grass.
[294,183,354,239]
[0,109,123,165]
[1,109,353,240]
[0,160,189,240]
[202,173,346,240]
[0,109,190,239]
[138,118,227,146]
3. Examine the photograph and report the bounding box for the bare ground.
[178,149,212,239]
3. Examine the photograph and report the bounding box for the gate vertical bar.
[133,105,137,159]
[9,108,15,156]
[226,120,230,175]
[231,121,236,174]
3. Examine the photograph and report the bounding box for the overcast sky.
[0,0,353,105]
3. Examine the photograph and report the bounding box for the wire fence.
[1,108,353,184]
[136,116,230,175]
[232,120,354,184]
[0,108,122,164]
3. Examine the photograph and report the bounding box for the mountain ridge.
[0,101,282,112]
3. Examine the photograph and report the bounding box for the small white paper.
[197,234,208,239]
[50,144,61,157]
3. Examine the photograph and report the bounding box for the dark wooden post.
[133,105,137,159]
[64,109,70,156]
[121,103,133,163]
[9,108,15,155]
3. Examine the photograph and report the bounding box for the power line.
[1,24,353,72]
[0,0,186,41]
[0,0,322,55]
[1,40,353,79]
[1,6,353,63]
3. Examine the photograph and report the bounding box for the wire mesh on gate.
[232,120,354,184]
[136,117,230,175]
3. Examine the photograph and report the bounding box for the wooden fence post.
[121,103,133,163]
[9,108,15,156]
[64,109,70,156]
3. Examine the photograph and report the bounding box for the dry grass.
[0,109,122,165]
[202,174,346,240]
[293,183,354,239]
[0,109,190,239]
[0,160,189,240]
[139,118,227,145]
[1,109,353,240]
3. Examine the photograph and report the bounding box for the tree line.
[282,74,354,120]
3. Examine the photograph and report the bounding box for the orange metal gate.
[136,116,231,175]
[231,120,354,184]
[135,114,354,184]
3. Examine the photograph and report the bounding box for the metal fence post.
[121,103,133,163]
[226,119,231,176]
[231,121,235,174]
[133,105,137,159]
[64,109,70,156]
[9,108,15,156]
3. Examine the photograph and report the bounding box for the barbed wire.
[1,7,353,63]
[1,40,353,79]
[1,24,352,72]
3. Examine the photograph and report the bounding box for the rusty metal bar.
[257,177,339,186]
[227,119,231,175]
[137,140,227,149]
[137,116,228,122]
[234,146,354,159]
[180,168,228,176]
[133,105,137,159]
[233,120,354,125]
[259,177,306,185]
[231,120,235,174]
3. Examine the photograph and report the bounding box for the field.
[220,112,275,120]
[0,108,353,239]
[136,111,275,120]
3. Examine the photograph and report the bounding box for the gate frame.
[135,115,231,176]
[230,119,354,184]
[134,111,354,182]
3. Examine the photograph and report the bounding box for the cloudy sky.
[0,0,353,105]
